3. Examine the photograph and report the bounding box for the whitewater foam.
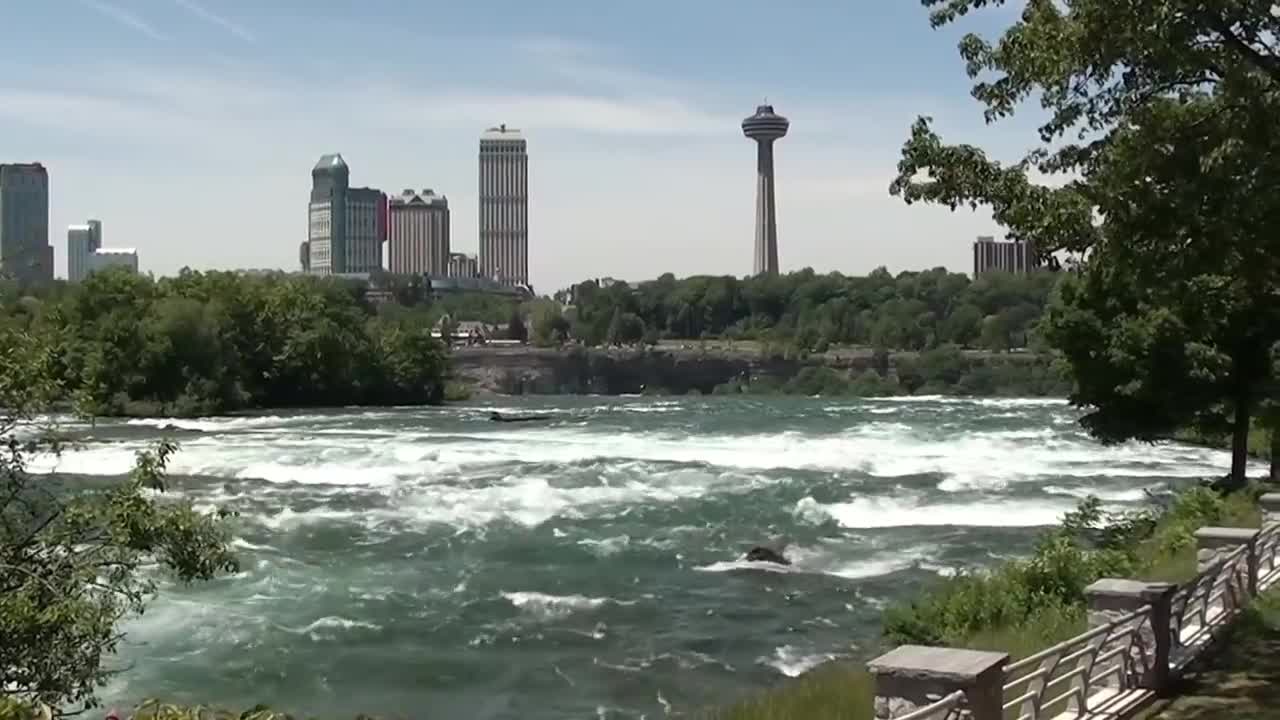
[804,495,1073,529]
[501,591,627,620]
[760,645,842,677]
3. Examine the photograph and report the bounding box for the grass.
[700,664,874,720]
[1138,590,1280,720]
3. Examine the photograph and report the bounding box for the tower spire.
[741,104,790,276]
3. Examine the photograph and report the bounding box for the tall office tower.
[0,163,53,284]
[346,187,387,273]
[307,154,349,275]
[67,220,139,280]
[448,252,479,278]
[67,219,102,282]
[388,189,450,275]
[742,104,789,276]
[307,154,385,275]
[478,124,528,286]
[973,235,1039,276]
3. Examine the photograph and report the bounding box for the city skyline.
[3,1,1031,291]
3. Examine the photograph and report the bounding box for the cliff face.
[451,346,885,395]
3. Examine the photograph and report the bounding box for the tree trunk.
[1271,428,1279,484]
[1228,398,1252,492]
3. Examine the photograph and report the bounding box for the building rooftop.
[312,153,349,173]
[481,123,524,140]
[391,189,448,207]
[94,247,137,255]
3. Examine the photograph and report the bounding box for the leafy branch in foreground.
[891,0,1280,489]
[0,326,238,714]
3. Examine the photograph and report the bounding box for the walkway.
[1138,592,1280,720]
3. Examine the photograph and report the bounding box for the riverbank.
[451,343,1069,398]
[708,485,1265,720]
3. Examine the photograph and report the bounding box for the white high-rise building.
[67,220,101,282]
[478,125,528,287]
[67,220,138,281]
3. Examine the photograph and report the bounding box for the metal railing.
[1001,607,1151,720]
[1257,523,1280,592]
[1168,543,1249,667]
[897,690,969,720]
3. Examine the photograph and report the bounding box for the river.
[30,396,1244,719]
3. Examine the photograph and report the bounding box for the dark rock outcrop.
[744,546,791,565]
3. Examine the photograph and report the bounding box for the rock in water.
[744,546,791,565]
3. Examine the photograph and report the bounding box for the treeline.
[541,267,1058,351]
[0,268,449,416]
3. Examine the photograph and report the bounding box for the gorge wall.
[451,345,1056,396]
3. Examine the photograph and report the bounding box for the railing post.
[1260,493,1280,526]
[1195,527,1260,597]
[867,646,1007,720]
[1084,579,1176,694]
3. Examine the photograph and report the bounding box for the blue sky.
[2,0,1032,291]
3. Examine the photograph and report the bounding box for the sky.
[1,0,1038,293]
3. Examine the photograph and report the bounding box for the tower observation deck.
[742,104,789,276]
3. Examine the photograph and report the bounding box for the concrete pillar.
[1194,527,1260,597]
[1259,493,1280,526]
[1084,579,1176,693]
[867,645,1008,720]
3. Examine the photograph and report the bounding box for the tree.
[438,313,456,346]
[507,310,528,343]
[642,325,660,347]
[889,0,1280,489]
[605,308,624,347]
[980,313,1012,353]
[0,325,238,712]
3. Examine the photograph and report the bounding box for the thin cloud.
[81,0,167,41]
[172,0,256,43]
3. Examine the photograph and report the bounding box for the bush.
[883,486,1260,648]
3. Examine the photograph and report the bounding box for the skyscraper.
[973,235,1038,276]
[67,219,102,282]
[67,220,139,281]
[0,163,53,284]
[305,154,385,275]
[388,189,450,276]
[478,125,528,287]
[742,104,789,276]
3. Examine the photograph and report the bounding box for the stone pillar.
[1194,527,1260,597]
[1084,579,1176,694]
[867,645,1008,720]
[1260,493,1280,526]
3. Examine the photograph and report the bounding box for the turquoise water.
[35,396,1244,719]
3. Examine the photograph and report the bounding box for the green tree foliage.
[889,0,1280,488]
[15,268,448,416]
[528,300,570,348]
[0,325,238,712]
[563,268,1057,350]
